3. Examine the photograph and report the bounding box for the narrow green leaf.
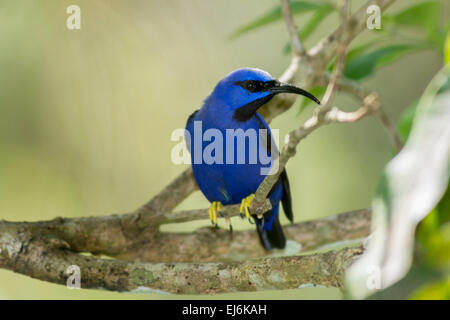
[346,42,378,63]
[326,40,381,72]
[397,101,418,143]
[385,1,444,53]
[390,1,440,33]
[299,4,334,40]
[283,4,335,54]
[230,1,329,40]
[343,44,417,80]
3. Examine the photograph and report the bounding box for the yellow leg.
[208,201,221,227]
[209,201,232,232]
[239,194,255,224]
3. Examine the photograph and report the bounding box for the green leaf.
[397,101,418,143]
[283,4,335,54]
[383,1,443,53]
[343,44,417,80]
[346,42,377,63]
[389,1,440,34]
[230,1,330,39]
[299,4,334,39]
[445,32,450,65]
[325,40,381,72]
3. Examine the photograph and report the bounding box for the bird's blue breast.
[186,99,277,206]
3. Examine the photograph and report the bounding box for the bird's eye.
[235,80,265,93]
[246,82,256,90]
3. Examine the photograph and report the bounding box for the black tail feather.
[256,214,286,251]
[280,169,293,223]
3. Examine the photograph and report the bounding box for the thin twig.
[251,93,380,215]
[281,0,305,56]
[251,0,354,214]
[318,0,351,115]
[374,107,404,151]
[308,0,397,64]
[326,75,404,152]
[260,0,396,124]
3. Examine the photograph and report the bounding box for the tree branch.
[318,0,351,115]
[0,224,363,294]
[0,208,371,263]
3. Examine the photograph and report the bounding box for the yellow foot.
[209,201,221,227]
[240,194,258,224]
[240,194,265,226]
[209,201,232,232]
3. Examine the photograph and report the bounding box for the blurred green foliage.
[248,0,450,110]
[236,0,450,300]
[230,1,333,40]
[411,72,450,299]
[368,64,450,299]
[344,44,417,80]
[397,101,418,142]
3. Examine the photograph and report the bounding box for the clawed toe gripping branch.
[0,0,401,294]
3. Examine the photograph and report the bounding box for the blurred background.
[0,0,444,299]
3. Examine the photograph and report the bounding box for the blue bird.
[185,68,320,250]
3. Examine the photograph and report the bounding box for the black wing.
[255,114,293,223]
[280,169,293,223]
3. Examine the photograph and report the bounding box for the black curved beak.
[269,82,321,105]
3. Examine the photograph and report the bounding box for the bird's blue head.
[209,67,320,121]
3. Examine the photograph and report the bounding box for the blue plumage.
[185,68,319,250]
